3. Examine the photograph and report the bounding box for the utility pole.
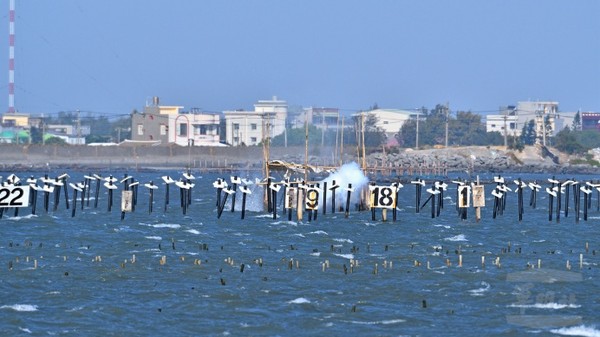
[444,102,449,148]
[503,110,508,148]
[415,109,420,149]
[77,109,81,145]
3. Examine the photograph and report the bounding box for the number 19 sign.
[0,185,30,208]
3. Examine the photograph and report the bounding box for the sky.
[2,0,599,117]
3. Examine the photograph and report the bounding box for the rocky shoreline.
[0,144,598,175]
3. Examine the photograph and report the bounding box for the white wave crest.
[145,236,162,240]
[151,223,181,229]
[308,230,328,236]
[333,238,354,244]
[334,253,354,260]
[551,325,600,337]
[1,304,38,312]
[347,318,405,325]
[509,303,581,310]
[288,298,311,304]
[185,229,201,235]
[468,281,491,296]
[444,234,467,242]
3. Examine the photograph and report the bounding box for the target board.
[0,185,30,208]
[370,185,397,209]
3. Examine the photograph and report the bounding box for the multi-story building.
[223,96,287,146]
[486,106,520,137]
[131,97,220,146]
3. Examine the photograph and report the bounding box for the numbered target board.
[305,187,319,210]
[0,185,30,208]
[458,185,471,208]
[472,185,485,208]
[285,187,297,209]
[370,185,397,209]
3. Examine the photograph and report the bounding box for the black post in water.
[231,176,238,212]
[240,187,248,220]
[322,181,327,215]
[267,178,272,213]
[71,188,78,218]
[564,182,571,217]
[272,188,277,220]
[556,181,562,223]
[62,177,70,210]
[345,184,352,218]
[31,188,37,215]
[393,182,400,222]
[94,177,101,209]
[53,179,61,212]
[517,179,524,222]
[583,189,589,221]
[217,189,231,219]
[330,180,338,214]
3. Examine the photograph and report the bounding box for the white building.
[223,96,288,146]
[364,109,419,138]
[132,97,221,146]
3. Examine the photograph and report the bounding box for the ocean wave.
[550,325,600,337]
[288,298,311,304]
[308,230,328,236]
[346,318,405,325]
[7,214,38,221]
[334,253,354,260]
[1,304,38,312]
[145,236,162,240]
[444,234,467,242]
[151,223,181,229]
[185,229,201,235]
[333,238,354,244]
[468,281,491,296]
[18,327,32,334]
[509,303,581,310]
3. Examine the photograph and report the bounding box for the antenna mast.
[7,0,15,113]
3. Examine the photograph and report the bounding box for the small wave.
[145,236,162,240]
[310,252,321,257]
[333,238,354,244]
[533,239,546,243]
[1,304,38,312]
[509,303,581,310]
[347,319,405,325]
[334,253,354,260]
[18,327,31,334]
[292,234,305,238]
[308,230,328,236]
[288,298,310,304]
[435,225,451,229]
[185,229,201,235]
[151,223,181,229]
[551,325,600,337]
[7,214,38,221]
[444,234,467,242]
[468,281,491,296]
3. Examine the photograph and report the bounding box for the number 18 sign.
[0,185,30,208]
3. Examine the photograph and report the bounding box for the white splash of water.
[550,325,600,337]
[320,162,369,206]
[1,304,38,312]
[288,298,311,304]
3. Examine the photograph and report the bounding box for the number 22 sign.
[0,185,30,208]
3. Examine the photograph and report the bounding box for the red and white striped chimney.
[7,0,15,113]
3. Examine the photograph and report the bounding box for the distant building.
[131,97,221,146]
[361,108,419,139]
[1,113,29,127]
[581,112,600,131]
[223,96,287,146]
[292,107,341,130]
[486,106,520,136]
[46,124,89,145]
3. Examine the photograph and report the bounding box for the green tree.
[572,111,581,131]
[520,119,537,145]
[29,126,43,144]
[554,127,585,154]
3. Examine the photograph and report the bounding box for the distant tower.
[7,0,15,113]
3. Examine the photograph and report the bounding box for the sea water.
[0,169,599,336]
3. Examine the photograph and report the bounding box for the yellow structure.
[2,113,29,127]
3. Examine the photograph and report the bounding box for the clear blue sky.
[3,0,599,116]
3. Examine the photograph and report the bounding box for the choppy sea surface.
[1,169,599,336]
